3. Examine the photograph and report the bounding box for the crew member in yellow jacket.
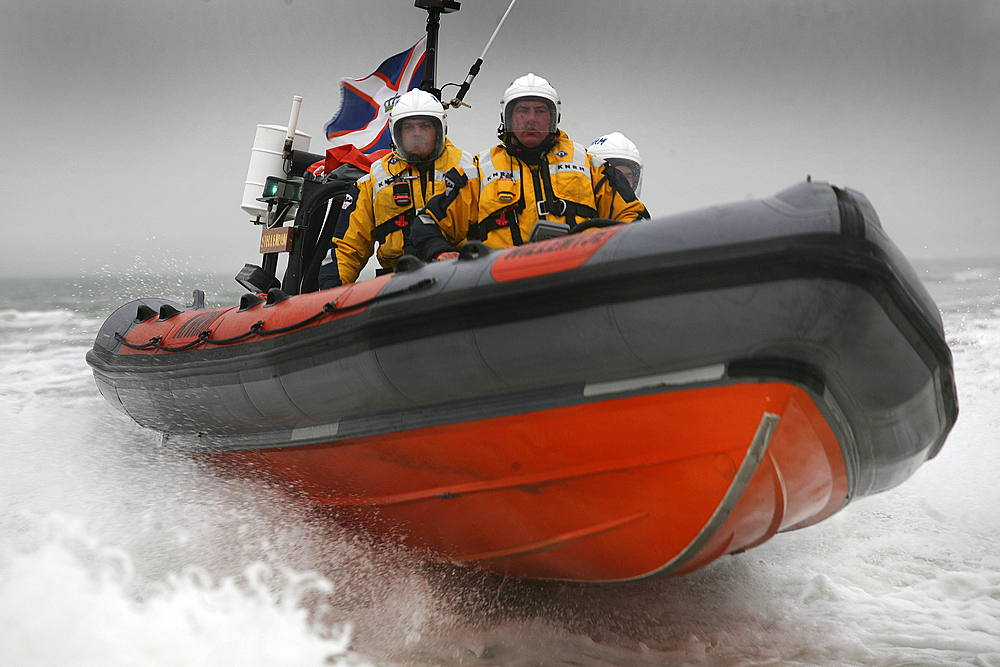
[412,73,648,260]
[587,131,648,218]
[318,89,476,288]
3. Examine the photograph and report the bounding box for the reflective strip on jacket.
[321,139,475,287]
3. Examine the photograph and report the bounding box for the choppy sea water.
[1,259,998,667]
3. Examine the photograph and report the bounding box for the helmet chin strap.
[502,131,556,163]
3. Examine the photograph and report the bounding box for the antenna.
[414,0,461,99]
[449,0,518,108]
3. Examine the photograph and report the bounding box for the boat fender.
[238,293,265,311]
[135,304,158,323]
[458,241,491,261]
[157,304,183,321]
[395,255,426,274]
[265,288,292,306]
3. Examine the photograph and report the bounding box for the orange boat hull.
[209,381,847,582]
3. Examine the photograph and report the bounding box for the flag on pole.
[324,36,427,152]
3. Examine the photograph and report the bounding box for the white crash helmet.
[588,132,643,196]
[499,73,561,138]
[388,89,447,163]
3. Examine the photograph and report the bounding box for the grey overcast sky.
[2,0,998,278]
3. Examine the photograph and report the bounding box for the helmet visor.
[391,115,444,163]
[503,97,558,145]
[607,158,642,196]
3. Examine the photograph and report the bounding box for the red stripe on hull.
[206,382,847,582]
[121,276,391,354]
[490,226,623,282]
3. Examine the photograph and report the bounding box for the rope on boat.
[114,277,438,352]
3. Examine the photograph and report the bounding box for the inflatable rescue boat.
[87,180,958,583]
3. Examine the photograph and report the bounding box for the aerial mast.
[415,0,461,100]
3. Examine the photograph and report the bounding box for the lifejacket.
[474,131,646,248]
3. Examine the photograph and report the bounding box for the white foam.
[0,514,357,667]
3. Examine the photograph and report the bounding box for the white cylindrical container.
[241,124,312,220]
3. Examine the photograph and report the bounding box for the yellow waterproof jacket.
[325,139,475,286]
[472,131,646,248]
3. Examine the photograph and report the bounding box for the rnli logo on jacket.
[556,151,568,158]
[553,162,587,174]
[341,193,354,210]
[482,170,516,187]
[444,175,456,195]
